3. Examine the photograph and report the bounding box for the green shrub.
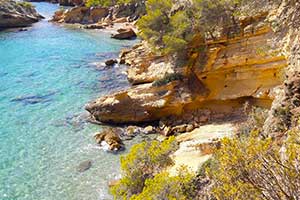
[16,1,34,8]
[85,0,114,7]
[152,73,184,87]
[237,105,269,137]
[85,0,143,7]
[131,168,193,200]
[206,130,300,200]
[137,0,193,55]
[110,136,178,199]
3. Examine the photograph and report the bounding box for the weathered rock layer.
[86,15,287,124]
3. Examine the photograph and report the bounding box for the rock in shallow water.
[105,59,118,66]
[77,160,92,173]
[94,128,124,151]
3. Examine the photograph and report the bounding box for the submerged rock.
[77,160,92,173]
[0,0,43,30]
[11,91,56,105]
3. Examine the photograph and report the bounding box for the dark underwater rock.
[77,160,92,173]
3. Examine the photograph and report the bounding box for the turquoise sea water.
[0,3,137,200]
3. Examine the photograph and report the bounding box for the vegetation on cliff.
[81,0,300,199]
[206,130,300,199]
[85,0,142,7]
[111,113,300,199]
[110,136,179,199]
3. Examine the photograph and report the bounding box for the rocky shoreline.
[0,0,43,30]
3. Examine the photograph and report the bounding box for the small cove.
[0,3,139,200]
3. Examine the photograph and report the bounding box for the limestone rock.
[86,81,195,124]
[86,12,288,125]
[120,42,176,84]
[111,28,136,40]
[143,125,155,134]
[94,128,123,151]
[0,0,43,30]
[51,6,109,24]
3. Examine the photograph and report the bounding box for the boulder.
[0,0,43,30]
[81,23,105,29]
[111,28,136,40]
[105,59,118,66]
[94,128,124,151]
[143,125,155,134]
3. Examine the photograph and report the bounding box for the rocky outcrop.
[111,28,136,40]
[120,43,176,84]
[51,2,145,25]
[94,128,124,151]
[86,81,195,123]
[86,16,287,124]
[0,0,43,29]
[169,123,235,175]
[52,6,109,24]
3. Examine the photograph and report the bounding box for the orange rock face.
[86,14,287,124]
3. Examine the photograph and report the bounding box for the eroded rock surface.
[86,81,195,123]
[169,123,235,175]
[86,16,287,124]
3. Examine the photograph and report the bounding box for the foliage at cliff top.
[137,0,248,56]
[110,136,179,199]
[16,1,34,8]
[85,0,143,7]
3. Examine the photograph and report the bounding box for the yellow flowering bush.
[207,131,300,200]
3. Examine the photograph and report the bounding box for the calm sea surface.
[0,3,137,199]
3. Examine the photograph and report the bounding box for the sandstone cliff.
[0,0,43,29]
[86,12,288,124]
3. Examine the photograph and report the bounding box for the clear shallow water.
[0,3,138,200]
